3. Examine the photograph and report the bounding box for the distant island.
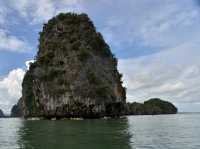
[11,98,23,117]
[0,109,5,118]
[125,98,177,115]
[11,13,177,119]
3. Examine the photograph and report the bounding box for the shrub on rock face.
[20,13,126,118]
[78,48,90,62]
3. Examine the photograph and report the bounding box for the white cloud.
[0,2,32,53]
[98,0,200,53]
[0,6,6,25]
[31,0,56,23]
[0,29,31,52]
[118,43,200,106]
[0,60,33,114]
[8,0,84,24]
[0,68,25,114]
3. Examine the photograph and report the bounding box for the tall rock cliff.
[21,13,126,118]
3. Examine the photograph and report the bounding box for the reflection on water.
[17,118,132,149]
[0,118,23,149]
[1,114,200,149]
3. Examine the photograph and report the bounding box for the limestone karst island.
[10,13,177,119]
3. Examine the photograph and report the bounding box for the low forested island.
[125,98,177,115]
[11,13,177,119]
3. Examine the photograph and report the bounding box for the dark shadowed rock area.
[19,13,126,118]
[126,98,178,115]
[0,109,5,118]
[11,98,23,117]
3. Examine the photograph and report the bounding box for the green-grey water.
[0,114,200,149]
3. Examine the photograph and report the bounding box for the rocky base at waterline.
[126,98,178,115]
[18,12,126,119]
[0,109,5,118]
[11,98,177,118]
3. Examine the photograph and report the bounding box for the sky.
[0,0,200,113]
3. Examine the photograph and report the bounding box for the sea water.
[0,113,200,149]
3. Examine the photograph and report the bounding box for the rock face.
[11,98,23,117]
[0,109,5,118]
[21,13,126,118]
[126,98,178,115]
